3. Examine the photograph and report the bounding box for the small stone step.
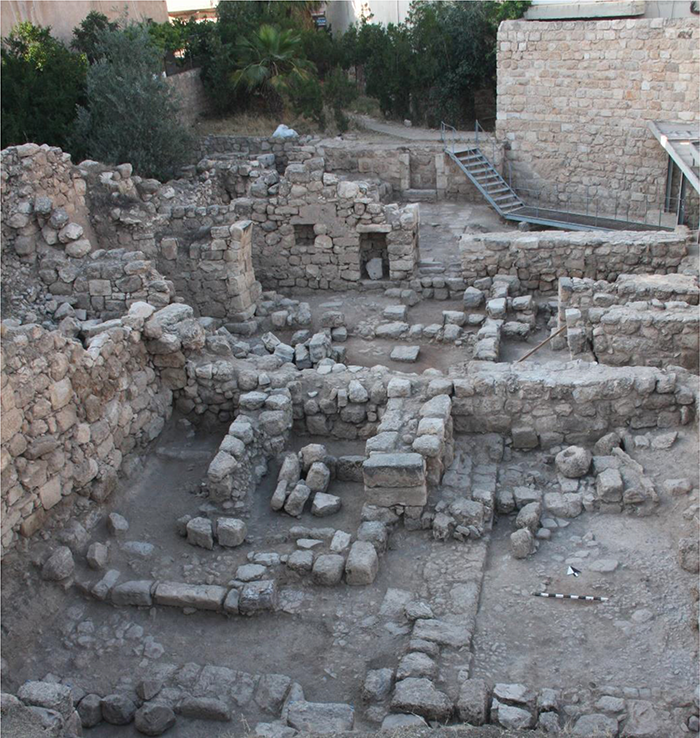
[404,189,438,202]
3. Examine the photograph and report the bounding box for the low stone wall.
[0,320,172,553]
[197,134,317,170]
[459,230,689,294]
[566,303,700,372]
[322,140,505,200]
[41,249,173,320]
[448,361,696,447]
[558,272,699,326]
[164,68,212,128]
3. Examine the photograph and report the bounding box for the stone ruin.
[0,130,698,738]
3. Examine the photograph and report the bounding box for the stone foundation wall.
[558,272,700,327]
[448,362,696,446]
[197,135,316,170]
[565,303,700,371]
[459,230,689,294]
[322,141,505,200]
[0,320,172,554]
[164,68,212,128]
[496,18,700,218]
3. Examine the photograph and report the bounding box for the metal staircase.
[440,121,676,232]
[443,132,525,218]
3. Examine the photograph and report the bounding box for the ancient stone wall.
[229,158,421,292]
[164,68,212,128]
[558,272,700,326]
[459,229,689,294]
[565,302,699,371]
[322,140,506,200]
[197,135,316,170]
[0,319,172,553]
[497,18,700,218]
[449,362,696,446]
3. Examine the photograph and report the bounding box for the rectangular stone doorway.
[360,232,389,280]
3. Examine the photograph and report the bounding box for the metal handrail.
[440,121,457,155]
[508,185,694,229]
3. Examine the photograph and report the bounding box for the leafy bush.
[1,22,87,149]
[72,23,192,180]
[71,11,118,62]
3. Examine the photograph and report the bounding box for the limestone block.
[345,541,379,585]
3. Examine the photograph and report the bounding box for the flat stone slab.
[363,453,426,488]
[390,345,420,363]
[153,582,227,611]
[411,619,472,648]
[287,701,354,733]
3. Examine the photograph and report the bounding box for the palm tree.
[231,24,316,111]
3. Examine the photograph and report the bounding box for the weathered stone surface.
[544,492,582,518]
[101,694,137,725]
[597,468,624,502]
[362,669,394,703]
[457,678,490,725]
[510,528,534,559]
[107,512,129,536]
[555,446,592,478]
[391,678,452,721]
[284,482,312,517]
[311,492,342,517]
[306,462,331,493]
[87,542,109,570]
[186,517,214,550]
[345,541,379,585]
[217,518,247,547]
[573,713,619,737]
[312,554,345,585]
[678,537,699,573]
[396,652,437,680]
[18,682,73,720]
[239,580,278,615]
[112,580,153,607]
[177,696,231,721]
[77,693,102,728]
[134,703,176,736]
[493,701,534,730]
[381,713,428,728]
[41,546,74,581]
[154,582,226,611]
[412,619,471,648]
[287,700,354,734]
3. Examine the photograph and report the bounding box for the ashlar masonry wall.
[497,18,700,216]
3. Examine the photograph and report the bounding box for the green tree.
[72,23,191,180]
[71,11,118,63]
[231,24,316,112]
[1,22,87,149]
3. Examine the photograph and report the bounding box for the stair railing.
[440,121,457,155]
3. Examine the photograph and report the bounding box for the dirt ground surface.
[2,419,697,737]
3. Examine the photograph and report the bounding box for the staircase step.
[404,189,437,202]
[495,194,518,202]
[468,167,493,175]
